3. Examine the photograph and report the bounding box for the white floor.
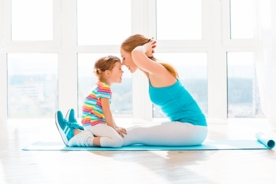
[1,117,276,184]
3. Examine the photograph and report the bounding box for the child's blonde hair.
[94,55,121,80]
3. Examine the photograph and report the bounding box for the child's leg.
[87,124,123,148]
[74,128,83,136]
[68,129,94,147]
[68,124,123,147]
[122,121,208,146]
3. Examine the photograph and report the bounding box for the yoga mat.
[23,137,275,151]
[255,132,275,148]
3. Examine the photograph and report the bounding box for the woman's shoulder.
[149,71,177,88]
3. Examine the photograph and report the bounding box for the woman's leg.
[89,124,123,148]
[122,121,208,146]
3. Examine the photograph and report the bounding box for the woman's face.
[120,48,138,73]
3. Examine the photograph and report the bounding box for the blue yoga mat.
[21,140,270,151]
[22,133,275,151]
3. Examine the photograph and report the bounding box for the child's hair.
[94,55,121,80]
[121,34,179,78]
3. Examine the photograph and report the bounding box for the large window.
[230,0,254,39]
[227,52,263,118]
[1,0,268,121]
[77,0,131,45]
[156,0,202,40]
[7,53,58,118]
[11,0,53,41]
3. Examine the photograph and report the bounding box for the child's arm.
[112,116,118,128]
[100,98,126,137]
[100,98,116,128]
[113,117,127,135]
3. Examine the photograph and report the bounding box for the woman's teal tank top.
[149,79,207,126]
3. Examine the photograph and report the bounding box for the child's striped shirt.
[81,81,112,127]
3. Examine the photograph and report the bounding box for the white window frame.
[3,0,61,49]
[0,0,6,122]
[0,0,261,122]
[222,0,255,47]
[222,0,257,118]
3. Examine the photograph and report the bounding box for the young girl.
[55,55,126,147]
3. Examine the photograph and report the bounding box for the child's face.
[109,62,123,84]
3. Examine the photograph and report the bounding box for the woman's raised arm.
[131,40,167,75]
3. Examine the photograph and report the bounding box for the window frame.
[0,0,262,121]
[222,0,255,47]
[3,0,61,48]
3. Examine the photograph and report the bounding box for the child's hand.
[115,127,127,137]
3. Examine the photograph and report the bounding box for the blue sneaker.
[66,108,77,123]
[65,108,84,130]
[55,110,74,146]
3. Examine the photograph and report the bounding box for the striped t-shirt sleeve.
[96,82,111,100]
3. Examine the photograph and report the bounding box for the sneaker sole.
[55,112,69,146]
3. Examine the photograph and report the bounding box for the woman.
[119,34,207,146]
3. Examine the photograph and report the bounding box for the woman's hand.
[115,127,127,137]
[143,37,157,58]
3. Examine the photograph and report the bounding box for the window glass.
[78,54,132,118]
[227,52,263,117]
[11,0,53,41]
[156,0,202,40]
[8,53,58,118]
[230,0,254,39]
[258,0,272,30]
[153,53,208,118]
[77,0,131,45]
